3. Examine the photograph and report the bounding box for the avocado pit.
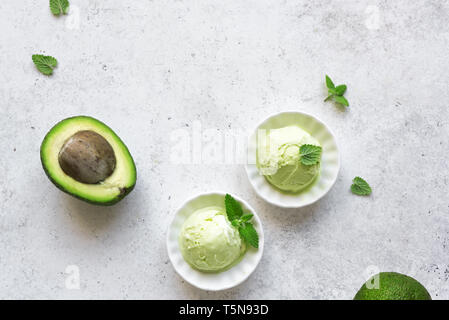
[58,130,116,184]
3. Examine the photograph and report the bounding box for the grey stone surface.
[1,0,449,299]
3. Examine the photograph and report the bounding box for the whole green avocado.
[354,272,431,300]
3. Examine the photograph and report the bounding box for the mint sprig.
[351,177,372,196]
[238,223,259,248]
[32,54,58,75]
[325,75,349,107]
[225,193,243,222]
[299,144,322,166]
[225,194,259,248]
[50,0,70,16]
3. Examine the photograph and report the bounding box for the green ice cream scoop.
[179,206,246,273]
[257,125,321,193]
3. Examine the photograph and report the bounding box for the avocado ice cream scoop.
[179,206,246,272]
[257,125,321,193]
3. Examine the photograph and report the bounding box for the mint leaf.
[239,223,259,248]
[32,54,58,75]
[324,75,349,107]
[335,84,347,96]
[325,75,335,89]
[225,194,243,222]
[50,0,70,16]
[299,144,322,166]
[231,220,240,228]
[225,194,259,249]
[334,95,349,106]
[328,88,338,95]
[351,177,372,196]
[232,218,259,248]
[241,214,253,222]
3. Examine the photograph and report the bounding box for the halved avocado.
[40,116,136,205]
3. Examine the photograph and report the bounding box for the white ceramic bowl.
[245,111,340,208]
[167,192,264,291]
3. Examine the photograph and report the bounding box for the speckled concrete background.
[1,0,449,299]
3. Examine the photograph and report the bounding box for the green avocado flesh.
[40,116,136,205]
[354,272,431,300]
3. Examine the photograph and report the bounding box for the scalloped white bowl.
[245,111,340,208]
[166,192,264,291]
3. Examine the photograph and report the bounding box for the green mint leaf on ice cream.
[32,54,58,75]
[324,74,349,107]
[225,193,243,221]
[299,144,322,166]
[225,194,259,248]
[351,177,372,196]
[50,0,70,16]
[239,223,259,249]
[241,214,254,222]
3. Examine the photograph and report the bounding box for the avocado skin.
[354,272,431,300]
[40,116,137,206]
